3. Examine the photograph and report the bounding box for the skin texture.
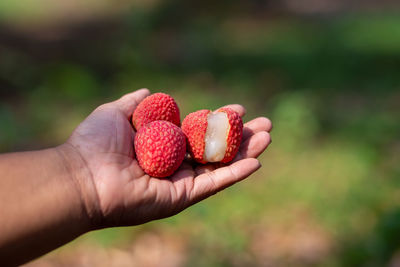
[134,120,186,177]
[132,92,180,130]
[181,109,210,163]
[217,107,243,163]
[0,89,272,266]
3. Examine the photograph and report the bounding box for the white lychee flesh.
[204,112,230,162]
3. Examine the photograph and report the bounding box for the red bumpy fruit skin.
[134,120,186,178]
[181,107,243,164]
[217,107,243,163]
[132,92,180,130]
[181,109,210,164]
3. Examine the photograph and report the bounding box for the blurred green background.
[1,1,400,266]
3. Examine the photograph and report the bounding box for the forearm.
[0,147,92,266]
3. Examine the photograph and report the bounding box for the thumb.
[112,88,151,118]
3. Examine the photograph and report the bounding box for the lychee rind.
[134,120,186,178]
[181,109,210,164]
[132,92,180,130]
[217,107,243,163]
[181,108,243,164]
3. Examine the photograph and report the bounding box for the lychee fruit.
[182,107,243,164]
[132,92,180,130]
[134,120,186,178]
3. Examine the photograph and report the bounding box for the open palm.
[65,89,272,228]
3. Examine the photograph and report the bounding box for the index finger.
[220,104,246,118]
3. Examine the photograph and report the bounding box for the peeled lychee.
[134,120,186,178]
[132,92,180,130]
[182,107,243,164]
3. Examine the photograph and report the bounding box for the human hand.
[59,89,272,229]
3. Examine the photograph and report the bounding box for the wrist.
[54,143,103,231]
